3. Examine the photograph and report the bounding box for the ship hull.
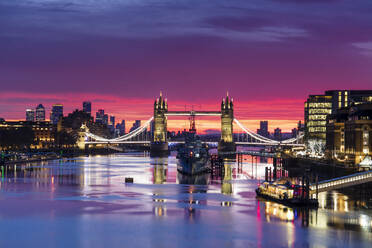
[177,157,211,175]
[255,189,318,208]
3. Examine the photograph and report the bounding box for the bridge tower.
[150,92,169,156]
[77,123,89,150]
[218,93,236,154]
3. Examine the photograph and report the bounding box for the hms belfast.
[176,114,211,175]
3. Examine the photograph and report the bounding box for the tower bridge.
[81,92,304,156]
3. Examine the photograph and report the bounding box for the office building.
[35,104,46,121]
[257,121,269,137]
[326,103,372,165]
[274,128,282,141]
[96,109,105,124]
[0,121,55,149]
[103,114,109,125]
[26,109,35,121]
[129,120,141,132]
[116,120,125,136]
[305,90,372,141]
[110,115,115,126]
[50,104,63,125]
[83,101,92,115]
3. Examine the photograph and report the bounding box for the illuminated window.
[338,96,342,108]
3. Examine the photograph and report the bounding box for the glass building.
[305,90,372,140]
[96,109,105,124]
[26,109,35,121]
[83,101,91,115]
[50,104,63,125]
[35,104,45,121]
[305,95,332,140]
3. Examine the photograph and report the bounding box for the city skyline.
[2,96,303,133]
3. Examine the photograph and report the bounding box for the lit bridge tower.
[218,93,236,154]
[150,92,169,156]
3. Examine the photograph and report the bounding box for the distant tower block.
[151,92,169,156]
[218,92,236,154]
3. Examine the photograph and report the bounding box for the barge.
[256,179,318,208]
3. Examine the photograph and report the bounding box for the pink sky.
[0,91,302,133]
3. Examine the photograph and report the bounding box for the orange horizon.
[5,118,301,134]
[1,91,304,133]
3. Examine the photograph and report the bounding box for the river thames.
[0,153,371,247]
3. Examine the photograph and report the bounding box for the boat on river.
[176,132,211,175]
[256,179,318,208]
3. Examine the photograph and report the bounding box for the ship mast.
[189,107,196,134]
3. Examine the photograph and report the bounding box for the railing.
[310,170,372,192]
[235,142,305,147]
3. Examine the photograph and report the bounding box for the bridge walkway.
[310,170,372,193]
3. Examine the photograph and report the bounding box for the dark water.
[0,153,371,248]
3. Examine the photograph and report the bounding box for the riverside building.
[0,121,55,149]
[305,90,372,141]
[326,103,372,166]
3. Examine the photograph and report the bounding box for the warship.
[176,114,211,175]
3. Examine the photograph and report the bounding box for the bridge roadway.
[166,111,221,116]
[235,142,304,147]
[85,141,304,147]
[310,170,372,193]
[85,141,219,145]
[220,150,278,158]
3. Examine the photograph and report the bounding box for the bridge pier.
[218,93,236,155]
[150,92,169,157]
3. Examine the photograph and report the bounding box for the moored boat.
[256,179,318,208]
[176,132,211,175]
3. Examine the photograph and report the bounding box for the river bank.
[1,148,121,166]
[282,156,358,180]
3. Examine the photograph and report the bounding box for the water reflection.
[152,157,168,185]
[221,159,233,207]
[260,197,372,232]
[0,159,84,190]
[151,158,168,217]
[0,153,370,246]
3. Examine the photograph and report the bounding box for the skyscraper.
[83,101,92,115]
[257,121,269,137]
[274,128,282,141]
[96,109,105,123]
[120,120,125,135]
[129,120,141,132]
[50,104,63,125]
[109,115,115,126]
[26,109,35,121]
[103,114,109,125]
[35,104,45,121]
